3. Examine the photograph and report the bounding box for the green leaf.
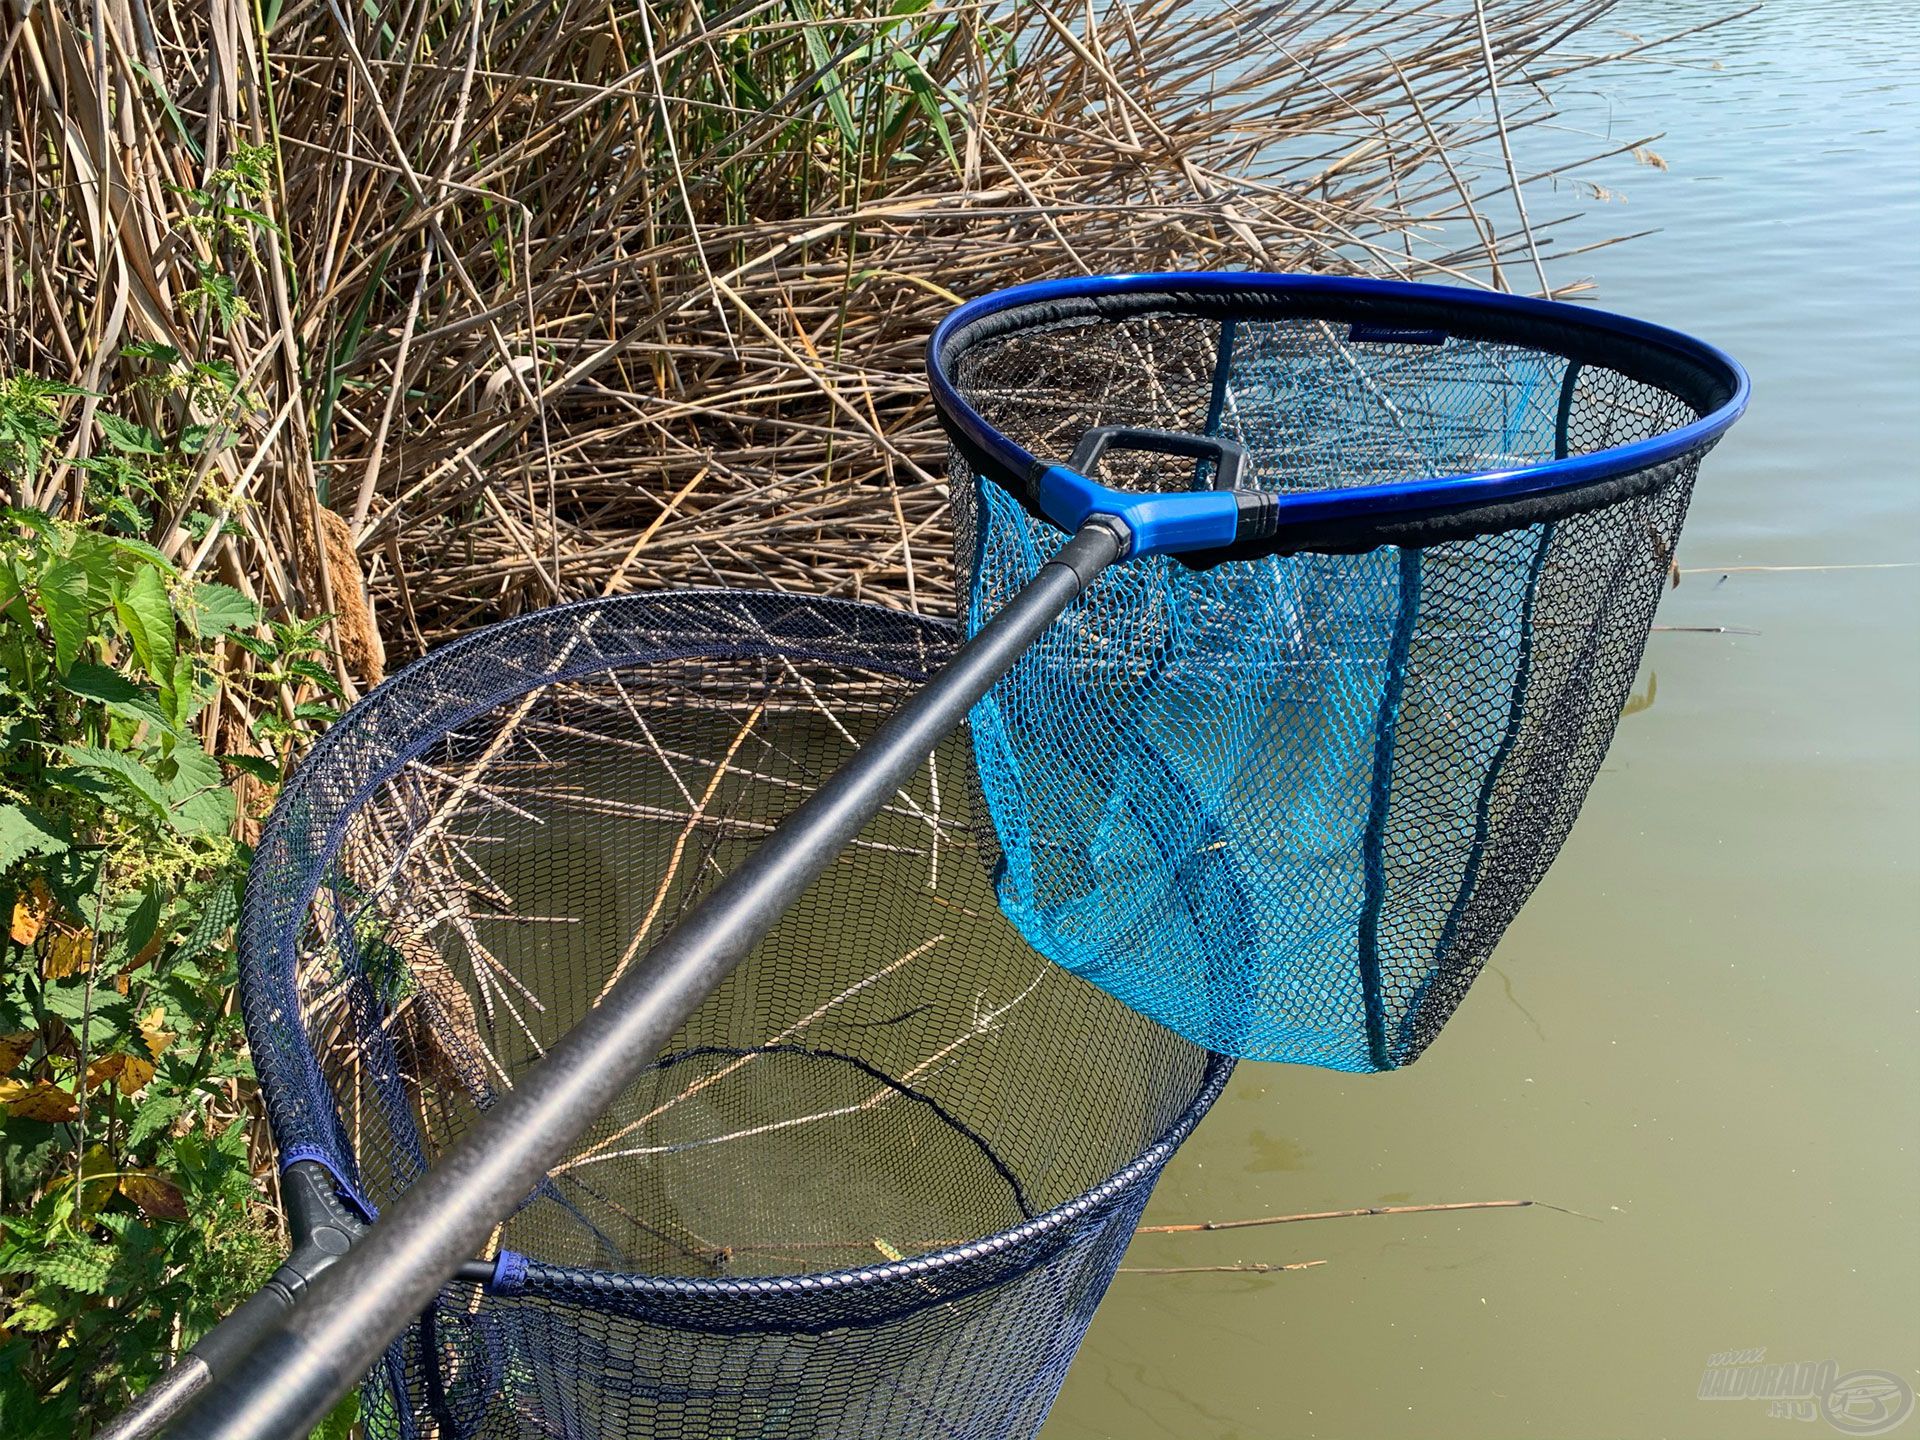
[64,531,119,604]
[35,1245,115,1296]
[118,884,164,963]
[222,203,279,234]
[0,1120,63,1198]
[57,661,137,705]
[58,661,176,735]
[161,739,220,793]
[59,744,171,820]
[165,646,200,729]
[3,504,54,536]
[173,878,239,963]
[219,752,278,784]
[798,12,860,150]
[113,563,176,690]
[96,412,164,456]
[122,340,183,368]
[159,741,234,836]
[36,557,91,674]
[106,535,177,576]
[223,631,273,661]
[287,658,343,694]
[195,357,242,392]
[125,1092,184,1150]
[311,1393,362,1440]
[5,1301,62,1332]
[889,49,960,170]
[185,264,248,327]
[185,581,257,639]
[38,979,129,1031]
[0,804,67,871]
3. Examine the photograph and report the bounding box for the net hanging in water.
[931,273,1748,1070]
[238,590,1229,1440]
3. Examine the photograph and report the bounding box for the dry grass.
[3,0,1746,681]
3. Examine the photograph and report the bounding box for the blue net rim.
[489,1050,1234,1332]
[926,271,1750,552]
[238,590,1232,1332]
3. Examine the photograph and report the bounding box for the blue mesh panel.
[953,309,1711,1067]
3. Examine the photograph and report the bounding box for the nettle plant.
[0,149,347,1432]
[0,499,341,1429]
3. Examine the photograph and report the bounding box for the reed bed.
[3,0,1743,683]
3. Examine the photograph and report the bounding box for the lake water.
[1044,3,1920,1437]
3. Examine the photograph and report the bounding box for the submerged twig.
[1118,1260,1328,1275]
[1136,1197,1597,1233]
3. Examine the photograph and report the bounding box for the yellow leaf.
[10,877,52,946]
[85,1053,155,1095]
[0,1030,35,1072]
[86,1054,126,1090]
[138,1007,176,1058]
[5,1081,79,1122]
[78,1143,117,1215]
[121,1171,189,1222]
[129,926,166,972]
[0,1078,27,1103]
[42,924,94,980]
[116,1055,156,1094]
[871,1237,906,1263]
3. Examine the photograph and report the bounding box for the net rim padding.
[238,588,1232,1335]
[926,271,1750,556]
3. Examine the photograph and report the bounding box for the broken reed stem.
[1472,0,1554,297]
[1676,562,1919,575]
[1119,1260,1329,1276]
[1136,1197,1596,1234]
[559,935,950,1170]
[701,1194,1581,1259]
[593,702,767,1002]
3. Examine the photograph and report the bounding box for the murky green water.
[1045,5,1920,1437]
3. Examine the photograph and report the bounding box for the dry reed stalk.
[4,0,1744,671]
[1118,1260,1328,1275]
[593,701,766,1001]
[1135,1197,1580,1233]
[558,934,950,1172]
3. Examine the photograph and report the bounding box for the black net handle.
[125,524,1126,1440]
[1067,425,1251,493]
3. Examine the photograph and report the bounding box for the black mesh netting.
[941,291,1736,1070]
[238,591,1230,1440]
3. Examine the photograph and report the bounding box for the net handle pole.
[155,520,1123,1440]
[96,1162,501,1440]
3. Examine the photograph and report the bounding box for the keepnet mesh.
[238,591,1229,1440]
[946,294,1731,1069]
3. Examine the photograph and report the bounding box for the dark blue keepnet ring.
[926,272,1751,561]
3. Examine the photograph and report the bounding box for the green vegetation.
[0,486,340,1435]
[0,151,343,1437]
